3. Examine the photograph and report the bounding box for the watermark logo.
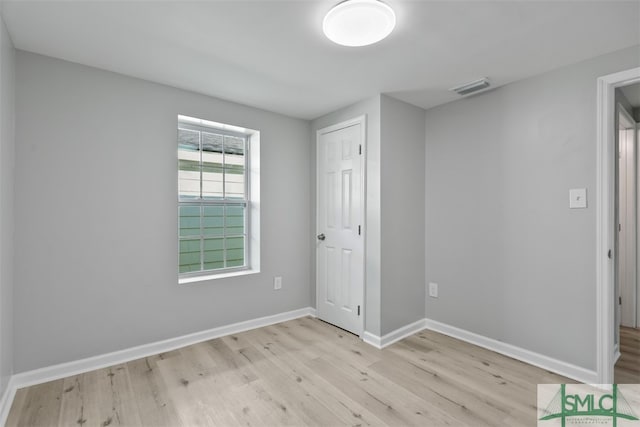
[538,384,640,426]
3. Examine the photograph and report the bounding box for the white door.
[316,117,365,335]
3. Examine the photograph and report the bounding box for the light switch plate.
[428,282,438,298]
[569,188,587,209]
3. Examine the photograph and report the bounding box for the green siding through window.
[178,206,245,272]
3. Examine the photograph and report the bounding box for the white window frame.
[178,118,252,280]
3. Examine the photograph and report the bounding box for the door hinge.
[619,296,622,305]
[357,305,361,316]
[619,224,622,232]
[359,144,362,155]
[358,225,361,235]
[608,249,612,259]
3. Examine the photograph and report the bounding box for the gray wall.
[14,51,312,372]
[311,96,382,336]
[380,95,426,334]
[425,45,640,371]
[0,14,15,395]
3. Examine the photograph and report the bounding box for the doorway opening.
[614,83,640,383]
[596,67,640,384]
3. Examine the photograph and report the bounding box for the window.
[178,116,250,277]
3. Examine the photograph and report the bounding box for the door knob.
[317,233,326,241]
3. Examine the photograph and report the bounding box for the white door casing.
[316,116,365,336]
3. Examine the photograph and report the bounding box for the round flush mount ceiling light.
[323,0,396,47]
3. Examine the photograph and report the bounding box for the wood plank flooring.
[615,326,640,384]
[7,317,572,426]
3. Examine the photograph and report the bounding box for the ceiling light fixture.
[323,0,396,47]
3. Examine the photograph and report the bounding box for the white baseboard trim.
[0,377,17,427]
[362,318,426,350]
[380,319,427,348]
[362,331,382,349]
[614,343,621,363]
[362,318,598,384]
[423,318,598,384]
[11,307,316,391]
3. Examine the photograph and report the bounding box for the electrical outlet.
[428,282,438,298]
[274,276,282,290]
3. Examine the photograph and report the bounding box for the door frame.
[315,115,367,336]
[596,67,640,384]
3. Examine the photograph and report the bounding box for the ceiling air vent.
[450,78,491,96]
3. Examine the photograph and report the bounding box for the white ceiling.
[1,1,639,120]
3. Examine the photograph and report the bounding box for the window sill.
[179,268,259,285]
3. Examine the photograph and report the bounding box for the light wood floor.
[7,316,572,426]
[615,326,640,384]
